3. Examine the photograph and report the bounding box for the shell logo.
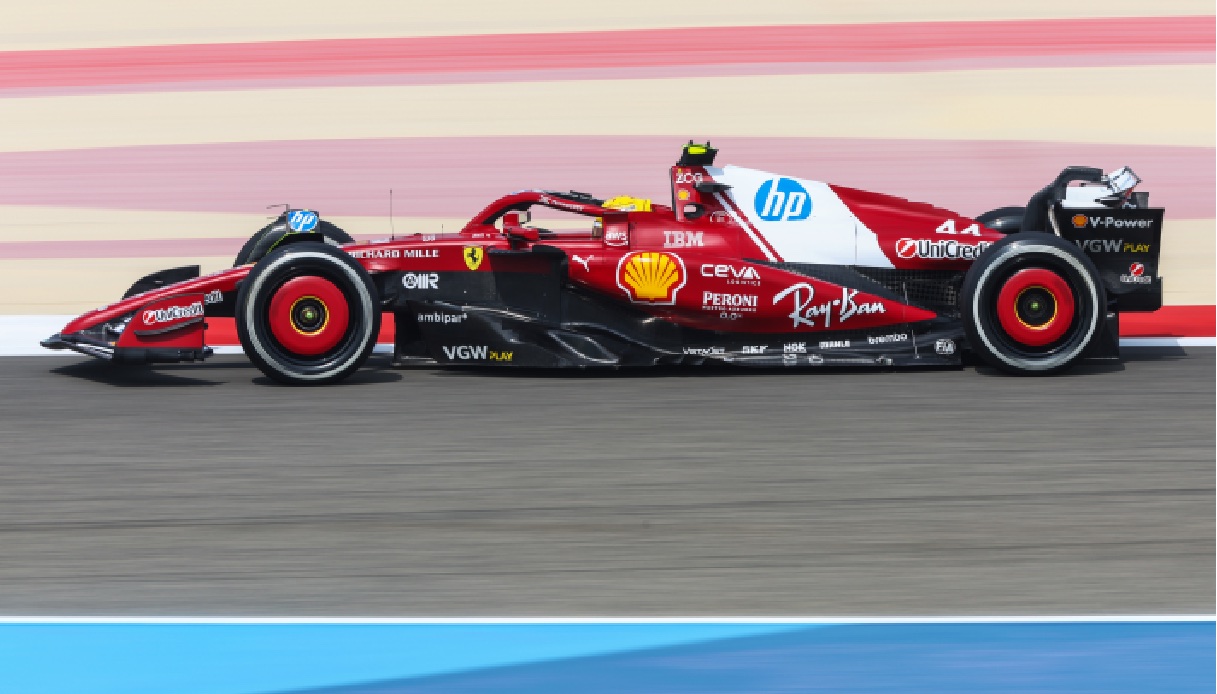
[616,251,686,305]
[1071,214,1088,228]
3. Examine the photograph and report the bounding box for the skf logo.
[463,246,484,271]
[617,251,686,305]
[1072,214,1087,229]
[754,177,811,222]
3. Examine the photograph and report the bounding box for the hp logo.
[754,178,811,222]
[288,210,319,232]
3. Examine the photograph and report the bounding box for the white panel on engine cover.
[1061,185,1118,209]
[709,166,893,268]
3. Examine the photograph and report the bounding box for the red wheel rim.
[995,268,1075,347]
[267,276,350,356]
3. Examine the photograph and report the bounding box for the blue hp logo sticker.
[754,178,811,222]
[288,210,319,232]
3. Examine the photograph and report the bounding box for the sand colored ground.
[2,66,1212,154]
[2,1,1210,51]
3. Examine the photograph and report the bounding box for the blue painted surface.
[0,622,1211,694]
[294,623,1216,694]
[0,623,806,694]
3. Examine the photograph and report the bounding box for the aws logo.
[754,177,811,222]
[616,251,686,305]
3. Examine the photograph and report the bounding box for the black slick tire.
[234,216,354,267]
[236,242,380,385]
[961,232,1105,375]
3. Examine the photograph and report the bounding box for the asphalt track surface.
[0,349,1212,616]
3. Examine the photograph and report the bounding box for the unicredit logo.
[143,301,204,325]
[1120,262,1152,285]
[895,238,992,261]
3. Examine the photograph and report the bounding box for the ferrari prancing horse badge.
[464,246,484,271]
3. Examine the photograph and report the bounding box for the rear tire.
[974,206,1025,234]
[236,242,380,385]
[961,233,1105,374]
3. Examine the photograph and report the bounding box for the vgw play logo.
[754,178,811,222]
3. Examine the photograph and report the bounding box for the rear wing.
[1052,205,1163,312]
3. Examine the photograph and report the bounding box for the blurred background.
[0,2,1213,628]
[0,0,1212,316]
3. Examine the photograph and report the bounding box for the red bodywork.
[52,160,1011,353]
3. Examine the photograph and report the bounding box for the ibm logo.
[754,177,811,222]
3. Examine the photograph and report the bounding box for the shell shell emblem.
[616,251,686,305]
[1071,214,1087,229]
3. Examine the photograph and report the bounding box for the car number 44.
[936,220,981,236]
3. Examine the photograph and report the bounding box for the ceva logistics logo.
[754,177,812,222]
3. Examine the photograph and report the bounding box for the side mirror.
[506,226,540,243]
[502,210,531,226]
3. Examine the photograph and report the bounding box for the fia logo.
[288,210,319,232]
[754,178,811,222]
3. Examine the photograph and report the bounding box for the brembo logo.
[142,301,203,325]
[896,238,991,260]
[754,177,811,222]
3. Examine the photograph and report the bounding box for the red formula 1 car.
[43,142,1165,384]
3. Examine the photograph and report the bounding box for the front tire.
[236,242,380,385]
[233,215,354,267]
[961,233,1105,374]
